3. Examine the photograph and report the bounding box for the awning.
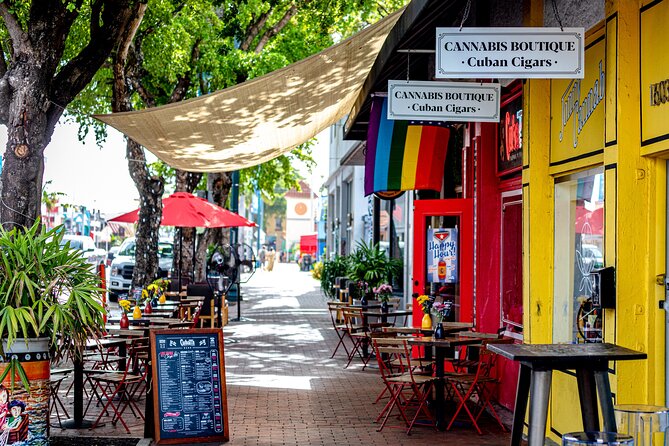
[94,8,405,173]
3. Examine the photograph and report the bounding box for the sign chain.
[551,0,564,32]
[459,0,471,31]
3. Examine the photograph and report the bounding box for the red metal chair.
[87,345,147,433]
[372,337,438,435]
[445,340,510,434]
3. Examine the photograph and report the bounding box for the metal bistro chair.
[327,301,350,358]
[372,337,438,435]
[342,307,373,370]
[87,345,147,433]
[49,367,73,428]
[445,339,512,434]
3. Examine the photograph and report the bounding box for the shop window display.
[553,169,605,344]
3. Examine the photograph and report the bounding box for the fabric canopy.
[94,8,404,173]
[109,192,256,228]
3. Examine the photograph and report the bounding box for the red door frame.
[412,198,474,326]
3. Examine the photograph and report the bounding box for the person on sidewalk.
[266,247,276,272]
[259,246,266,270]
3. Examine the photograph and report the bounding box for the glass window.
[553,168,605,343]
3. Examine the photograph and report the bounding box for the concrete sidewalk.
[52,261,512,445]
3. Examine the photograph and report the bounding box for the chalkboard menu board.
[150,328,229,444]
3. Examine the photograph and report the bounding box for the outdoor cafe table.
[383,322,473,336]
[406,336,484,430]
[107,316,175,326]
[487,343,647,446]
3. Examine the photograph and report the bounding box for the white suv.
[109,237,174,301]
[60,234,106,267]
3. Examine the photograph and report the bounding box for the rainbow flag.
[364,96,450,196]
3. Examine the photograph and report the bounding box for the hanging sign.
[435,27,584,79]
[427,228,458,284]
[387,80,500,122]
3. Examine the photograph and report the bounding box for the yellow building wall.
[523,0,666,442]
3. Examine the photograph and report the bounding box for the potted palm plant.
[0,221,105,444]
[347,241,402,303]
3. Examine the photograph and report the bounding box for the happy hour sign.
[427,228,458,284]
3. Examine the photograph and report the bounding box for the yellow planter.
[132,305,142,319]
[159,293,166,304]
[421,313,432,329]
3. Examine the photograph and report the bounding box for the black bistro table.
[487,343,646,446]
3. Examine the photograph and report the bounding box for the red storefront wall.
[473,118,522,411]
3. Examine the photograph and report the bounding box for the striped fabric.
[364,96,450,196]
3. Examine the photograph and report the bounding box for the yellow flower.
[416,295,429,304]
[119,299,131,312]
[142,289,149,299]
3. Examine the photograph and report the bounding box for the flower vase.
[421,313,432,329]
[360,294,368,307]
[159,293,166,304]
[151,296,159,307]
[144,300,153,314]
[132,305,142,319]
[381,301,389,313]
[119,313,130,329]
[434,322,444,339]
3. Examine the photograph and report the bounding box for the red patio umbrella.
[109,192,256,228]
[109,192,256,289]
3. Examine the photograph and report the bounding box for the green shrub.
[311,261,323,280]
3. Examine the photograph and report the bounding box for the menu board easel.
[150,328,229,444]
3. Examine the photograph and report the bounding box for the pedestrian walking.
[266,247,276,272]
[259,246,266,270]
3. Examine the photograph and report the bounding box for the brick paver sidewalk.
[52,261,512,445]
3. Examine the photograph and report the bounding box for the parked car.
[109,237,174,301]
[60,234,106,267]
[581,243,604,269]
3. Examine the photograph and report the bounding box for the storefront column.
[523,76,553,345]
[608,0,653,405]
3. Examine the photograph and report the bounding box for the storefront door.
[412,199,473,325]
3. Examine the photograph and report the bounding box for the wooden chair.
[187,282,218,328]
[341,307,372,370]
[372,337,438,435]
[49,368,72,428]
[327,301,350,358]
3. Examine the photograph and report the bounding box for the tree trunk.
[0,74,52,228]
[127,139,163,287]
[173,169,202,284]
[194,172,231,281]
[0,1,140,230]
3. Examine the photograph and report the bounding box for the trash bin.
[615,404,669,446]
[562,432,634,445]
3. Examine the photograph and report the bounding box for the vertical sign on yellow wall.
[550,27,606,170]
[641,0,669,155]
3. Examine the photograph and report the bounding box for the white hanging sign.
[387,80,500,122]
[435,27,585,79]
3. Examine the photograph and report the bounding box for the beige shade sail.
[94,8,404,173]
